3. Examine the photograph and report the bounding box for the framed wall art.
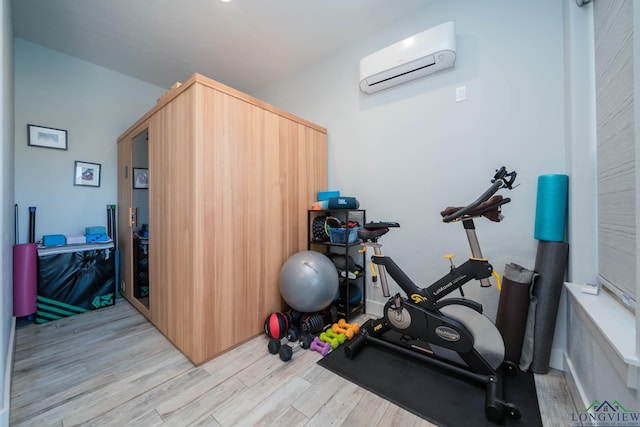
[133,168,149,189]
[74,161,101,187]
[28,124,68,150]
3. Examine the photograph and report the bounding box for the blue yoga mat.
[534,174,568,242]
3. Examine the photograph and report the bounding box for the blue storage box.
[329,227,360,244]
[85,233,109,243]
[42,234,66,247]
[85,226,107,235]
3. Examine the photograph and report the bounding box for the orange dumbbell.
[331,319,360,340]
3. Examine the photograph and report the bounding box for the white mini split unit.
[359,21,456,94]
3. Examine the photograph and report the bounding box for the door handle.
[129,207,139,228]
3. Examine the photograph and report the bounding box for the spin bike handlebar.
[363,167,517,297]
[441,166,517,223]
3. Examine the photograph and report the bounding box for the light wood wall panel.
[148,86,198,352]
[117,137,133,302]
[119,73,327,365]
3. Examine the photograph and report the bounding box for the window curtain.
[595,0,636,305]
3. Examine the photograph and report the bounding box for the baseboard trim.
[549,347,566,371]
[364,299,384,317]
[0,317,15,427]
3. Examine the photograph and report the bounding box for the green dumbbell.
[320,328,345,349]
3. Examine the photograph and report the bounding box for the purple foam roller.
[13,243,37,317]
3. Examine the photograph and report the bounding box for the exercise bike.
[344,166,520,423]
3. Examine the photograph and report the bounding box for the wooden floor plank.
[87,368,212,426]
[210,359,314,426]
[10,299,576,426]
[534,368,577,427]
[10,370,116,423]
[292,368,348,418]
[268,406,310,427]
[159,377,247,426]
[340,388,392,427]
[231,376,313,427]
[303,379,367,427]
[63,353,192,426]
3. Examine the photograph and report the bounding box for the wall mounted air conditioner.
[359,21,456,94]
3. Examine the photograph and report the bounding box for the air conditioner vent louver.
[360,21,456,94]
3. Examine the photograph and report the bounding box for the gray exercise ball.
[279,250,339,312]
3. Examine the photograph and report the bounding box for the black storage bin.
[36,241,116,324]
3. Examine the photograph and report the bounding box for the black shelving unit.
[308,209,366,321]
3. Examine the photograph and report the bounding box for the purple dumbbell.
[310,336,331,356]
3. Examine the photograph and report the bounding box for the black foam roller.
[495,263,535,364]
[529,241,569,374]
[28,206,36,243]
[344,333,367,359]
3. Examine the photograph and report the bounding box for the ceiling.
[12,0,430,93]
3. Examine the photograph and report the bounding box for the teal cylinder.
[534,174,569,242]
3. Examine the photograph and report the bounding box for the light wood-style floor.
[10,299,576,426]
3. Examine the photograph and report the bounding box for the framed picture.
[28,124,68,150]
[74,161,101,187]
[133,168,149,189]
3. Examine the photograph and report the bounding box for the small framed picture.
[28,124,68,150]
[74,161,101,187]
[133,168,149,189]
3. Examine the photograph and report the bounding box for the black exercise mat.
[317,342,542,427]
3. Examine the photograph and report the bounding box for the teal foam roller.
[534,174,568,242]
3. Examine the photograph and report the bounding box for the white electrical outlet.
[456,86,467,102]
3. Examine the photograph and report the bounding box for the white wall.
[256,0,568,322]
[0,0,13,425]
[14,39,165,243]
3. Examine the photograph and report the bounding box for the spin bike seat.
[358,221,400,241]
